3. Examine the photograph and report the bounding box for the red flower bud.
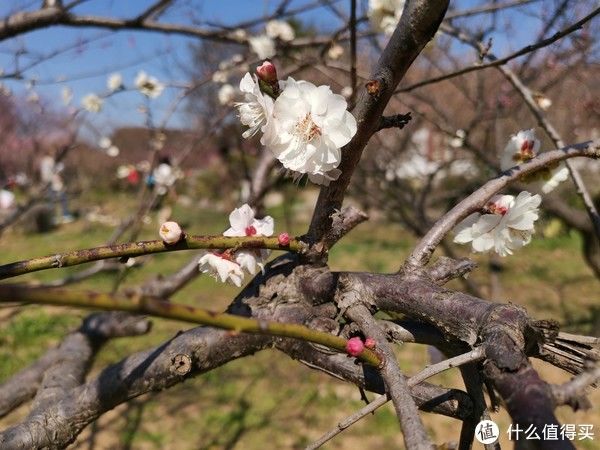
[256,61,278,84]
[278,232,290,246]
[345,337,364,357]
[364,337,376,349]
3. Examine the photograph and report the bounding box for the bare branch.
[307,0,450,245]
[346,303,434,450]
[306,347,485,450]
[396,7,600,93]
[0,234,306,280]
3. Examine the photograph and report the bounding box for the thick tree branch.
[346,303,434,450]
[307,0,450,244]
[0,312,150,419]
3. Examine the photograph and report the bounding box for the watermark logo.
[475,420,500,444]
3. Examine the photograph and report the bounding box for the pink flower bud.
[278,232,290,246]
[345,337,364,357]
[364,337,376,349]
[256,61,278,84]
[159,221,183,244]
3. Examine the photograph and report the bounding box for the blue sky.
[0,0,572,137]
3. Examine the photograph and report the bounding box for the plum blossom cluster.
[454,128,572,256]
[235,61,357,185]
[369,0,405,36]
[198,204,275,286]
[80,71,164,113]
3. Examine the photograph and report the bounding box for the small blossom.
[232,28,247,40]
[106,145,120,157]
[256,60,278,84]
[346,337,364,357]
[135,71,164,98]
[224,204,274,275]
[364,337,376,349]
[99,137,112,149]
[152,163,177,194]
[277,232,290,246]
[265,20,295,42]
[541,165,569,193]
[107,72,123,92]
[448,129,466,148]
[117,165,132,179]
[532,92,552,110]
[264,77,357,185]
[159,221,183,244]
[81,93,103,112]
[453,191,541,256]
[341,86,353,99]
[235,73,275,140]
[249,35,276,59]
[212,70,228,83]
[327,44,344,60]
[218,84,236,105]
[369,0,405,36]
[501,129,540,170]
[198,253,244,287]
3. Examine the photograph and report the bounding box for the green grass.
[0,194,598,449]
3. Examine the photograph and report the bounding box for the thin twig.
[306,347,485,450]
[0,235,306,280]
[0,284,381,367]
[396,7,600,93]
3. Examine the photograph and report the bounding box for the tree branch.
[0,234,306,280]
[405,140,600,269]
[305,347,484,450]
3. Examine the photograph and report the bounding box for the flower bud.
[256,61,278,84]
[364,337,376,349]
[159,221,183,244]
[278,232,291,246]
[345,337,364,357]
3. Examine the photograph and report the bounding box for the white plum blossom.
[265,20,295,41]
[235,73,275,140]
[223,204,274,275]
[542,165,569,193]
[99,137,119,157]
[212,70,228,83]
[264,77,357,185]
[501,129,540,170]
[232,29,247,40]
[81,93,103,112]
[249,35,276,59]
[198,253,244,287]
[107,73,123,92]
[341,86,353,99]
[153,163,177,194]
[218,84,236,105]
[328,44,344,60]
[135,71,164,98]
[159,221,183,244]
[369,0,405,36]
[453,191,541,256]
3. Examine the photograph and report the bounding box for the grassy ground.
[0,192,598,449]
